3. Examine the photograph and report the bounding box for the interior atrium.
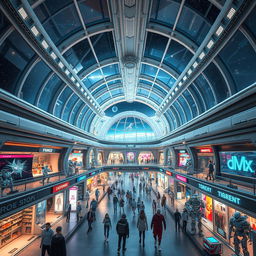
[0,0,256,255]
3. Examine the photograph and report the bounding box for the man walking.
[51,226,66,256]
[206,160,215,181]
[40,222,54,256]
[151,209,166,251]
[113,194,118,214]
[174,209,181,231]
[116,214,129,253]
[76,201,82,222]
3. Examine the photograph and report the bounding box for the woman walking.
[137,210,148,247]
[152,199,157,214]
[103,213,112,242]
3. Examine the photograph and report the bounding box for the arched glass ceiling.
[106,117,156,142]
[0,0,255,141]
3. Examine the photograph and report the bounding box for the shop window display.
[108,152,124,164]
[177,151,191,168]
[138,152,154,164]
[201,194,213,230]
[197,153,214,175]
[159,152,164,165]
[0,206,33,249]
[214,200,228,239]
[127,152,135,163]
[68,151,84,170]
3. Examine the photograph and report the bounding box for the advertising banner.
[54,193,64,212]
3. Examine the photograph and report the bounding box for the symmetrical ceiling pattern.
[0,0,255,142]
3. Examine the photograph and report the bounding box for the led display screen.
[0,154,33,180]
[219,151,256,177]
[178,153,191,167]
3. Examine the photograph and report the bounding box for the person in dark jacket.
[116,214,129,253]
[87,208,94,233]
[151,209,166,251]
[174,209,181,231]
[51,226,66,256]
[206,160,215,181]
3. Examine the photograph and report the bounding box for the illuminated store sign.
[179,150,186,153]
[200,148,213,153]
[198,183,212,193]
[217,191,241,205]
[227,156,254,173]
[77,175,86,182]
[176,175,187,183]
[166,171,172,176]
[53,182,70,193]
[41,148,54,153]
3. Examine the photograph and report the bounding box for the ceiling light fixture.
[31,26,39,36]
[41,40,49,49]
[18,7,28,20]
[175,87,178,92]
[199,52,205,60]
[187,69,192,75]
[207,40,214,49]
[50,52,57,60]
[215,25,224,36]
[183,76,187,81]
[192,61,198,68]
[227,7,236,19]
[58,62,64,69]
[71,76,75,82]
[65,69,70,75]
[178,82,182,87]
[171,92,175,96]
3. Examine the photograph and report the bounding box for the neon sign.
[176,175,187,183]
[227,156,254,173]
[200,148,213,153]
[166,171,172,176]
[77,175,86,182]
[198,183,212,193]
[217,191,240,205]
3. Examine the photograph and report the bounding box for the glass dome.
[105,117,156,142]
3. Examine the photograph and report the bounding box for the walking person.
[119,197,125,213]
[113,194,118,214]
[116,214,129,253]
[95,188,100,201]
[87,208,94,233]
[206,160,215,181]
[156,192,161,207]
[51,226,66,256]
[103,213,112,242]
[174,209,181,231]
[137,197,141,214]
[90,198,98,221]
[65,202,71,223]
[161,194,167,214]
[152,199,157,214]
[137,210,148,247]
[131,198,137,216]
[76,202,82,222]
[40,222,53,256]
[85,190,90,208]
[140,201,145,212]
[151,209,166,251]
[107,186,112,200]
[182,208,189,232]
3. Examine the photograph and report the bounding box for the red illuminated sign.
[166,171,172,176]
[200,148,213,153]
[176,174,187,183]
[53,182,70,193]
[143,168,149,170]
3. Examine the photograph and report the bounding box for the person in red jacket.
[151,209,166,251]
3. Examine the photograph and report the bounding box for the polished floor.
[67,174,201,256]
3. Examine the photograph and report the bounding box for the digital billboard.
[0,154,33,180]
[219,151,256,178]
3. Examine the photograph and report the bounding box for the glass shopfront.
[159,152,164,165]
[214,200,228,239]
[108,152,124,164]
[196,148,214,175]
[201,194,213,230]
[138,151,154,164]
[127,152,135,163]
[177,150,191,168]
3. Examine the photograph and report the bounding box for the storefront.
[108,152,124,164]
[0,142,62,178]
[195,147,214,175]
[68,150,84,171]
[126,152,135,163]
[159,152,164,165]
[138,151,154,164]
[97,151,103,166]
[157,172,168,189]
